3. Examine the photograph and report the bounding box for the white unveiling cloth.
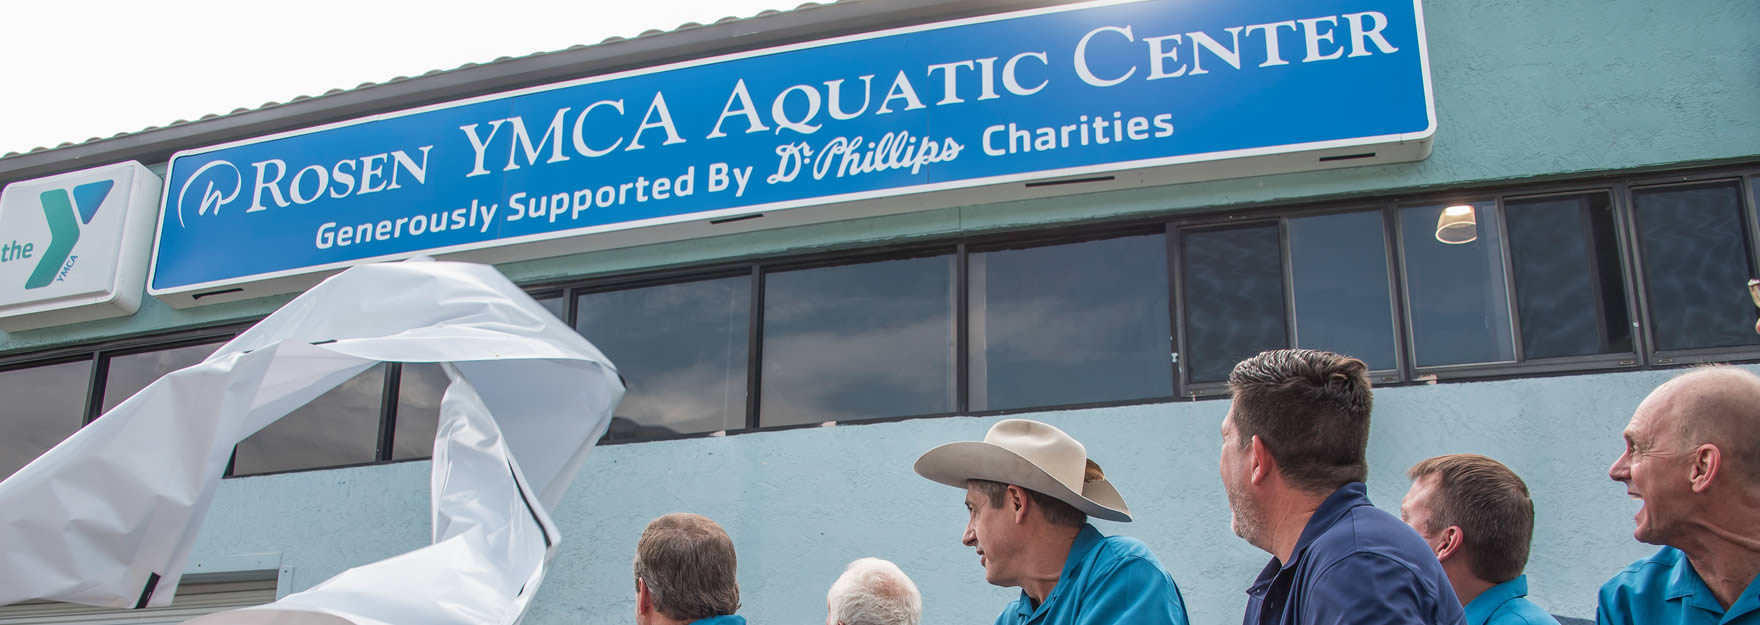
[0,259,623,625]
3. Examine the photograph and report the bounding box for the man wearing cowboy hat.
[914,418,1189,625]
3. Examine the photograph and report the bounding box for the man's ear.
[1008,484,1031,524]
[1434,526,1465,562]
[1689,444,1721,494]
[1249,435,1275,486]
[636,577,653,616]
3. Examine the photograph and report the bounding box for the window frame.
[964,226,1177,411]
[228,361,395,478]
[1622,173,1760,366]
[568,271,759,438]
[1173,217,1290,397]
[0,162,1757,454]
[1289,204,1408,386]
[1393,188,1651,381]
[1499,189,1633,361]
[89,331,238,424]
[755,245,961,429]
[1172,204,1411,397]
[1394,195,1521,374]
[0,355,98,480]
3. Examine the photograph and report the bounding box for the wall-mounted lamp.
[1435,205,1478,244]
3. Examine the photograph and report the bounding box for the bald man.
[1599,367,1760,625]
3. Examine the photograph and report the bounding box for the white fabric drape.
[0,260,622,625]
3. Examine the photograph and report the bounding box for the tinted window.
[536,295,566,323]
[1402,202,1517,367]
[1634,182,1760,351]
[393,363,447,460]
[576,276,751,440]
[1506,193,1633,358]
[101,341,225,414]
[761,255,954,426]
[1288,211,1399,371]
[232,364,386,476]
[0,360,91,479]
[970,235,1171,411]
[1182,224,1288,384]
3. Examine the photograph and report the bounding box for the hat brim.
[913,441,1132,522]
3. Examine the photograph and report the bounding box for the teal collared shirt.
[1598,547,1760,625]
[1466,576,1560,625]
[691,616,745,625]
[993,524,1189,625]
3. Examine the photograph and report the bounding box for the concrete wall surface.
[188,365,1721,623]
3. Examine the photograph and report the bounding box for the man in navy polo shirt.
[1220,349,1463,625]
[1598,367,1760,625]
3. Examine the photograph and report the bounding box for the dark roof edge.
[0,0,1075,187]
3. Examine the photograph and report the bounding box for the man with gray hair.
[826,557,922,625]
[633,513,744,625]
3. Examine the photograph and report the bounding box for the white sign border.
[148,0,1435,299]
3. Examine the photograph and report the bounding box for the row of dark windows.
[2,168,1757,478]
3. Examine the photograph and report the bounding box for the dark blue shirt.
[692,616,745,625]
[995,524,1189,625]
[1243,482,1465,625]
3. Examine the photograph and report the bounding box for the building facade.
[1,0,1757,623]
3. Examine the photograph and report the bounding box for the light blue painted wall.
[6,0,1758,622]
[187,365,1706,623]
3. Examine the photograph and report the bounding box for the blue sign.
[152,0,1432,295]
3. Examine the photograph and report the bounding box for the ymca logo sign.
[0,162,160,332]
[2,180,113,289]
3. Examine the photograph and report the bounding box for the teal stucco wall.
[187,365,1694,623]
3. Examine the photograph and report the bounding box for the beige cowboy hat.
[913,419,1131,522]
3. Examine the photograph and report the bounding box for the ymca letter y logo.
[25,180,111,289]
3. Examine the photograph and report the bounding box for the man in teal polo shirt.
[633,513,747,625]
[1402,454,1560,625]
[914,419,1189,625]
[1599,367,1760,625]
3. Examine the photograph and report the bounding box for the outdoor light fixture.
[1435,204,1478,244]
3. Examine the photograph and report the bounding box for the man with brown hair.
[1598,366,1760,625]
[914,418,1188,625]
[1402,454,1560,625]
[633,513,744,625]
[1221,348,1462,625]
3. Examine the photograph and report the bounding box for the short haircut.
[828,558,923,625]
[1228,349,1374,493]
[633,513,740,621]
[1408,454,1534,583]
[968,459,1107,528]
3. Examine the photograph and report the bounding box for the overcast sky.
[0,0,792,156]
